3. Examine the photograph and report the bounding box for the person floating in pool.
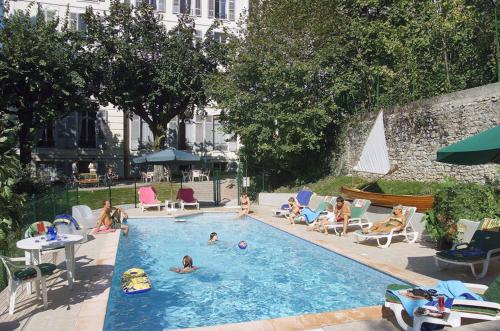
[170,255,198,274]
[208,232,218,244]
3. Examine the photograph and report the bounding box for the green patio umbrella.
[133,148,201,201]
[436,125,500,165]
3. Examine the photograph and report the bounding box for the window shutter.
[220,0,226,19]
[149,0,157,10]
[69,13,77,31]
[195,0,201,16]
[173,0,180,14]
[228,0,234,20]
[130,116,141,151]
[208,0,214,18]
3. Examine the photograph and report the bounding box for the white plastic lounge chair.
[434,227,500,279]
[385,278,500,330]
[326,199,372,235]
[0,255,57,314]
[354,206,418,248]
[72,205,96,241]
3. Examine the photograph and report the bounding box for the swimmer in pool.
[208,232,218,244]
[170,255,197,274]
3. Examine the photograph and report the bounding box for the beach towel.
[94,226,116,234]
[387,280,482,318]
[300,208,321,224]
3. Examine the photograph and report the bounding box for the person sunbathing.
[238,193,251,218]
[363,204,406,234]
[96,200,129,235]
[332,197,351,236]
[286,197,301,225]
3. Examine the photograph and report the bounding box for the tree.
[210,0,496,186]
[0,6,99,164]
[84,1,224,152]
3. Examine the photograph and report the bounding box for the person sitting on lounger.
[238,193,251,218]
[362,204,406,234]
[334,197,351,236]
[96,200,129,235]
[170,255,197,274]
[286,197,301,225]
[305,203,334,233]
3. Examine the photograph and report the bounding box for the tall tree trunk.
[123,111,130,178]
[18,124,32,165]
[178,118,186,150]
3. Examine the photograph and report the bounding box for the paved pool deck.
[1,205,497,331]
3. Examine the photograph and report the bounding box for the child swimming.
[208,232,218,244]
[170,255,198,274]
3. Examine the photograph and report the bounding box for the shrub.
[425,180,499,243]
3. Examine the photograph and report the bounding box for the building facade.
[6,0,247,179]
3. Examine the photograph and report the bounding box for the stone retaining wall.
[341,82,500,183]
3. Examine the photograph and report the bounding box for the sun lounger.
[353,206,418,248]
[385,277,500,330]
[326,199,372,235]
[273,189,314,217]
[138,186,162,212]
[435,219,500,279]
[293,201,329,225]
[177,188,200,210]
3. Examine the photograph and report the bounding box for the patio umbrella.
[133,148,201,201]
[436,125,500,165]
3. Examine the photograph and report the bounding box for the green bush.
[425,181,499,242]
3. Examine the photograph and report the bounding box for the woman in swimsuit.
[363,204,406,234]
[238,193,251,218]
[286,197,301,225]
[170,255,198,274]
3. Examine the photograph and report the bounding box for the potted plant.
[424,210,457,250]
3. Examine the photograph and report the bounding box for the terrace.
[0,198,498,331]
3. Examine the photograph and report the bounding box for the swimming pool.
[104,213,407,330]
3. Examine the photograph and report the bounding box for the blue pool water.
[104,213,407,330]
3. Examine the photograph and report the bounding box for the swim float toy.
[121,268,152,294]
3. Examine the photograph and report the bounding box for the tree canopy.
[0,6,99,164]
[84,0,226,150]
[210,0,497,185]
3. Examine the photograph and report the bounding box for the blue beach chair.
[274,189,314,217]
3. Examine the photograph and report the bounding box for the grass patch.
[76,182,182,210]
[274,176,444,196]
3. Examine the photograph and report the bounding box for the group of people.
[169,231,221,274]
[287,196,407,236]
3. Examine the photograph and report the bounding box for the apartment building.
[5,0,247,179]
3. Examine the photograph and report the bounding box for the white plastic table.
[165,200,179,209]
[16,234,83,290]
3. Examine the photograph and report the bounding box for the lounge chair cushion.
[350,207,364,219]
[14,263,57,280]
[436,248,487,262]
[483,276,500,304]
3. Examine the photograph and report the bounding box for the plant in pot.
[424,210,457,250]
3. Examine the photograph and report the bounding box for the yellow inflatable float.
[121,268,152,294]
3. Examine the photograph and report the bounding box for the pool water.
[104,213,407,330]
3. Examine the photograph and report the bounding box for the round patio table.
[16,234,83,290]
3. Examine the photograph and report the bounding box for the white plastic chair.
[191,170,201,182]
[72,205,96,242]
[182,171,191,182]
[0,255,50,314]
[200,170,210,181]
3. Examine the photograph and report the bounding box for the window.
[78,111,96,148]
[70,13,87,31]
[208,0,234,20]
[213,31,226,43]
[194,29,202,42]
[38,125,55,147]
[157,0,166,12]
[173,0,201,16]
